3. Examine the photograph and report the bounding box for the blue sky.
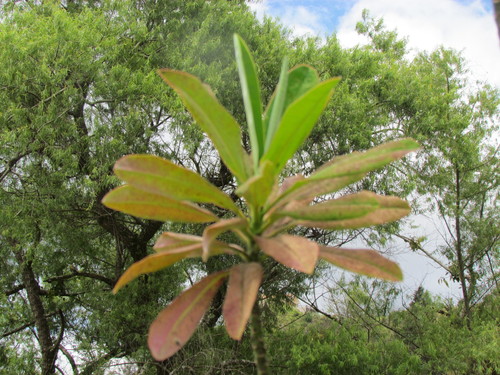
[250,0,500,87]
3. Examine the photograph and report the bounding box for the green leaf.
[157,69,250,182]
[236,160,276,208]
[262,77,340,174]
[283,65,320,107]
[319,246,403,281]
[102,185,217,223]
[264,56,289,151]
[223,262,263,340]
[256,235,319,274]
[114,154,240,213]
[264,65,319,119]
[267,174,364,214]
[290,192,411,230]
[267,138,419,213]
[202,218,248,261]
[276,190,381,221]
[148,271,229,360]
[311,138,420,180]
[234,34,264,165]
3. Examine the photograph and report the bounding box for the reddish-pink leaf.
[256,235,319,274]
[223,263,263,340]
[312,138,420,180]
[296,195,410,229]
[102,185,217,223]
[202,218,248,261]
[113,244,202,294]
[319,246,403,281]
[153,232,203,253]
[148,271,229,360]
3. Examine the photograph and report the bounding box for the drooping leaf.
[202,218,248,261]
[155,232,241,255]
[157,69,250,182]
[113,235,235,293]
[114,154,239,213]
[293,193,411,229]
[256,235,319,274]
[153,232,204,253]
[102,185,217,223]
[236,160,276,208]
[319,246,403,281]
[264,56,289,151]
[234,34,264,165]
[113,244,202,294]
[262,77,340,174]
[311,138,420,180]
[148,271,229,360]
[223,262,263,340]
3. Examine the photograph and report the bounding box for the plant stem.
[250,300,268,375]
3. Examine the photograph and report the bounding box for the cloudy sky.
[248,0,499,299]
[249,0,500,87]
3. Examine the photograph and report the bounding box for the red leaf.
[148,271,229,360]
[202,218,247,261]
[319,246,403,281]
[223,263,263,340]
[256,235,319,274]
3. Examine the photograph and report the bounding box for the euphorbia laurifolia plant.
[102,34,419,373]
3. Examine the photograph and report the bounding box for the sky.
[248,0,500,300]
[249,0,500,87]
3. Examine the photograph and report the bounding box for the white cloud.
[279,5,326,37]
[247,0,269,21]
[248,1,327,37]
[337,0,500,87]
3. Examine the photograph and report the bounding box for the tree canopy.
[0,2,498,374]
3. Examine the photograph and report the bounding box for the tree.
[0,1,295,373]
[290,12,499,328]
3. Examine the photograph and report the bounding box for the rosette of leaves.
[102,34,419,368]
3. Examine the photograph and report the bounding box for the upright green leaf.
[236,160,276,208]
[234,34,264,165]
[264,57,289,151]
[262,77,340,174]
[223,262,263,340]
[157,69,250,182]
[114,154,240,213]
[256,235,319,274]
[263,64,319,129]
[102,185,217,223]
[319,246,403,281]
[148,271,229,360]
